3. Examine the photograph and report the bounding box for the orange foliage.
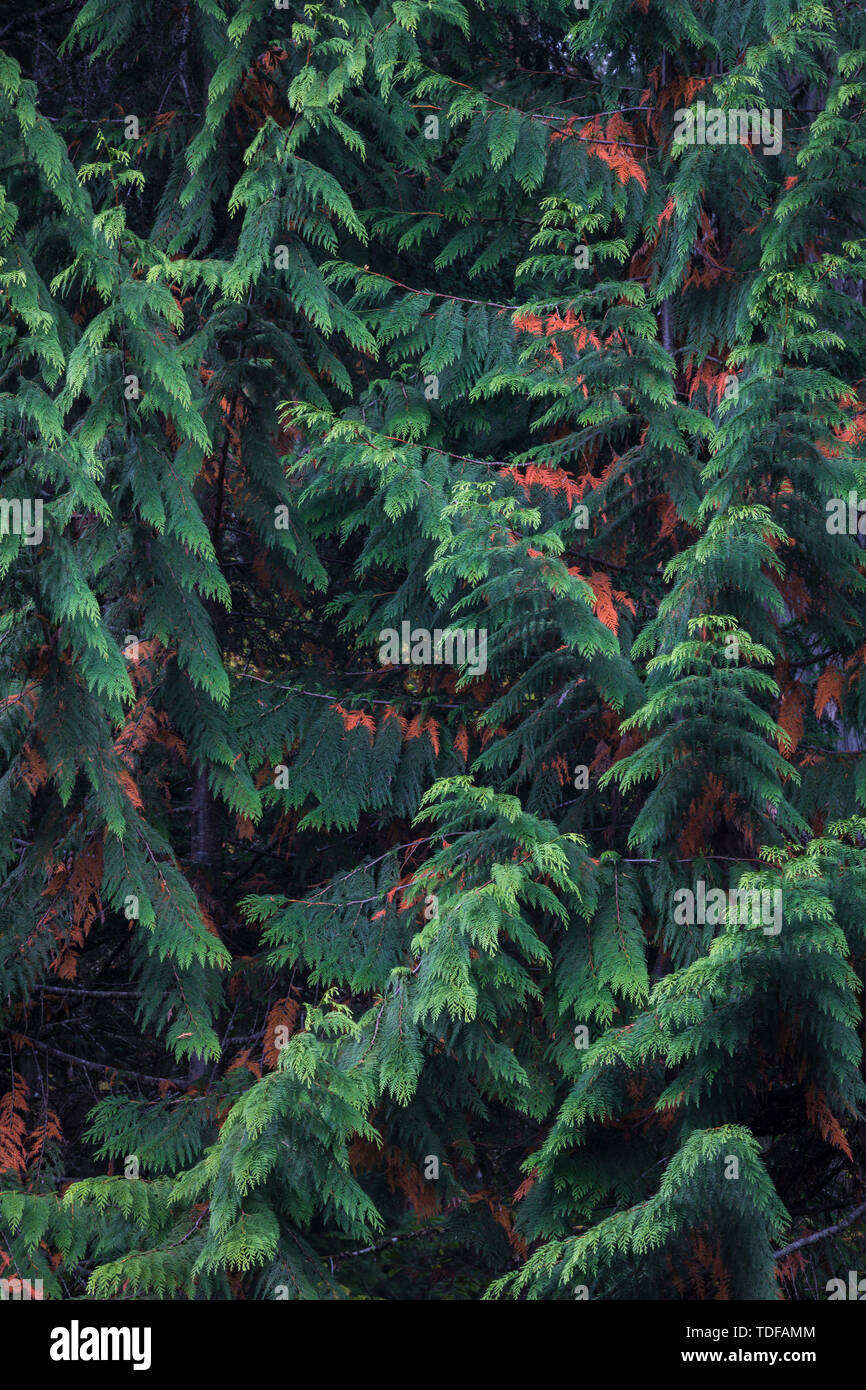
[777,681,808,755]
[0,1074,62,1179]
[497,463,583,508]
[582,570,636,634]
[263,997,301,1069]
[454,724,469,763]
[0,1076,29,1177]
[806,1085,853,1160]
[814,665,844,719]
[563,113,648,191]
[334,704,376,738]
[349,1139,439,1219]
[42,843,105,980]
[670,1230,732,1300]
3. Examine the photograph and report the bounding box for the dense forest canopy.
[2,0,866,1304]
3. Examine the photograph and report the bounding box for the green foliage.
[2,0,866,1304]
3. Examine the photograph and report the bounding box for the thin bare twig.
[773,1200,866,1260]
